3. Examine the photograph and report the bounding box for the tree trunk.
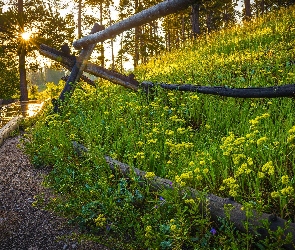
[244,0,251,20]
[260,0,265,15]
[206,10,212,33]
[100,1,105,68]
[191,4,200,38]
[109,14,115,70]
[181,14,185,44]
[78,0,82,39]
[18,0,28,102]
[19,49,28,102]
[134,0,140,68]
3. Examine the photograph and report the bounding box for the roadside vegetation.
[24,6,295,249]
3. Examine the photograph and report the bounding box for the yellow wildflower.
[281,175,289,184]
[185,199,195,204]
[271,191,280,198]
[257,137,267,146]
[189,161,195,167]
[94,214,106,227]
[288,125,295,134]
[258,172,265,179]
[145,172,155,179]
[194,167,200,173]
[280,186,294,196]
[170,225,177,231]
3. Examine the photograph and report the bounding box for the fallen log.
[73,0,202,49]
[39,44,139,91]
[105,156,295,249]
[154,82,295,98]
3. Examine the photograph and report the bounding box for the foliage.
[24,6,295,249]
[0,50,19,99]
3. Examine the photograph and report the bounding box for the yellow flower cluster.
[165,140,194,151]
[145,172,156,179]
[287,125,295,145]
[175,171,193,186]
[190,94,199,100]
[134,152,145,159]
[235,163,252,177]
[184,199,195,205]
[257,136,267,146]
[219,177,239,197]
[281,175,289,184]
[94,214,106,228]
[145,225,152,237]
[249,113,270,129]
[165,130,174,136]
[232,154,246,165]
[169,115,185,123]
[261,161,275,176]
[177,127,186,134]
[280,186,294,196]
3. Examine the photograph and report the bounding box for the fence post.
[53,23,105,112]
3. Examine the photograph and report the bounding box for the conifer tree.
[0,0,74,101]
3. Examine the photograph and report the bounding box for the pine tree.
[0,0,75,101]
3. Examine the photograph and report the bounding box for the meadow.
[24,5,295,249]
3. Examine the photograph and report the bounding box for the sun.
[21,31,31,41]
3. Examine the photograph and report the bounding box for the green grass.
[25,6,295,249]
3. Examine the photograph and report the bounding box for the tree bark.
[244,0,251,20]
[19,49,28,102]
[78,0,82,39]
[157,82,295,98]
[73,0,202,49]
[134,0,140,68]
[191,3,200,38]
[18,0,28,102]
[99,1,105,68]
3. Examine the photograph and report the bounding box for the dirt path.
[0,136,108,250]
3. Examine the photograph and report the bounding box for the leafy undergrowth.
[25,6,295,249]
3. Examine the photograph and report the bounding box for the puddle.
[0,101,44,129]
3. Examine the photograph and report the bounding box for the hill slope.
[25,6,295,249]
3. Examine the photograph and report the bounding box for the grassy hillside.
[25,6,295,249]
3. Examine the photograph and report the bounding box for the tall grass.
[25,6,295,249]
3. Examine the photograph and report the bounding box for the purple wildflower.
[210,228,217,235]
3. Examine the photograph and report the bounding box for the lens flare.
[21,32,31,41]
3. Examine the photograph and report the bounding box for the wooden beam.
[73,0,200,49]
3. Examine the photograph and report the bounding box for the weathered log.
[105,156,295,248]
[54,23,104,112]
[156,82,295,98]
[73,0,202,49]
[39,44,139,91]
